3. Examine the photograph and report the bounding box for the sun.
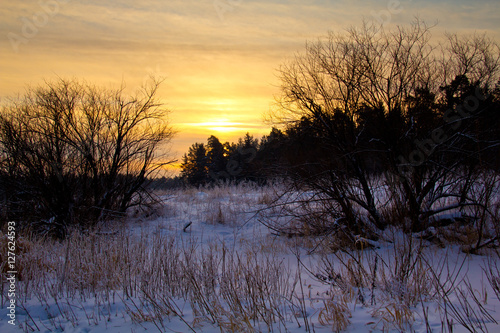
[197,119,244,133]
[178,98,266,138]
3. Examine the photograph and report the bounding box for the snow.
[1,184,499,332]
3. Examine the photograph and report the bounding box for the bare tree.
[443,32,500,90]
[277,19,436,120]
[274,20,437,232]
[272,20,500,236]
[0,78,174,237]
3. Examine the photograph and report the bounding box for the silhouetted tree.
[0,78,174,237]
[206,135,227,179]
[181,143,208,186]
[272,20,500,235]
[231,133,259,180]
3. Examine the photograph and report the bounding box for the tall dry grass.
[1,182,499,332]
[1,226,307,332]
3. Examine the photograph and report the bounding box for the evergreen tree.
[206,135,227,177]
[180,143,208,185]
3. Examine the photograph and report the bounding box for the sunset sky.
[1,0,499,173]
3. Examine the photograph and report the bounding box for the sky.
[1,0,499,173]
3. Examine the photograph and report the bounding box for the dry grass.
[314,229,499,332]
[2,226,306,332]
[318,288,352,332]
[2,183,499,332]
[3,229,499,333]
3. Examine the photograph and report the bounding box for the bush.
[0,78,174,237]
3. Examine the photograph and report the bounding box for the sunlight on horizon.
[1,0,499,164]
[183,120,247,133]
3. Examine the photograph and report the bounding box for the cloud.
[1,0,499,161]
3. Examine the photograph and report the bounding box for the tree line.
[180,133,260,185]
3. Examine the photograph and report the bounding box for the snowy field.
[1,183,500,332]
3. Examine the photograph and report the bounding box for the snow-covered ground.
[1,183,499,332]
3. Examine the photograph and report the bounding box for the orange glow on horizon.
[187,119,247,134]
[2,1,498,171]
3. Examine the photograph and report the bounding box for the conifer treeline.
[180,76,500,187]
